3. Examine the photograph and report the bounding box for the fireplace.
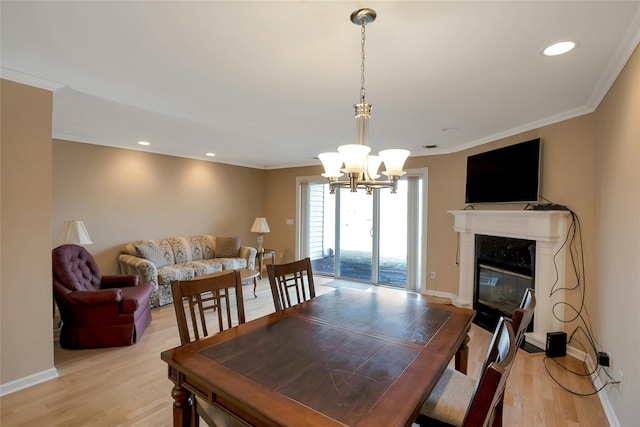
[449,210,571,350]
[473,235,535,332]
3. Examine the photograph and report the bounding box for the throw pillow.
[134,240,175,268]
[215,236,241,258]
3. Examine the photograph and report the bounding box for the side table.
[239,269,260,298]
[256,249,276,279]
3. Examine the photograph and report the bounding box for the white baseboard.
[424,289,458,301]
[0,368,59,397]
[523,338,620,427]
[586,355,621,427]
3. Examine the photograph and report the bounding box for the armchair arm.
[240,246,258,270]
[101,275,139,289]
[68,289,122,305]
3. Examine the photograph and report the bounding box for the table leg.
[455,332,471,375]
[171,384,193,427]
[253,277,258,298]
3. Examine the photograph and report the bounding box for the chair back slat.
[511,288,536,348]
[267,258,315,312]
[171,270,245,345]
[481,288,536,377]
[463,317,517,427]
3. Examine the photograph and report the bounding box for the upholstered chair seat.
[415,317,517,427]
[420,367,477,426]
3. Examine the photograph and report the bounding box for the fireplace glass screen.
[477,264,532,315]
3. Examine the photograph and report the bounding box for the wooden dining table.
[161,286,475,427]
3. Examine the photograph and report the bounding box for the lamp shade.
[379,149,410,177]
[338,144,370,173]
[366,155,382,179]
[55,220,93,247]
[250,217,271,233]
[318,152,344,178]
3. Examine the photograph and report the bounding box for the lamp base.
[257,234,264,252]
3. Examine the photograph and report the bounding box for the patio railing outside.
[311,250,407,286]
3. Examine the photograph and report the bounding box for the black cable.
[536,198,612,395]
[543,357,614,396]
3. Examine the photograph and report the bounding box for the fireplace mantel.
[449,209,571,349]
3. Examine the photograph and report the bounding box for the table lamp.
[54,220,93,247]
[250,217,270,252]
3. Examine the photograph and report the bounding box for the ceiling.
[2,1,639,170]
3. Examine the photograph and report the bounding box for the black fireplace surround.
[473,235,535,332]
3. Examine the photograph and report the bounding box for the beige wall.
[1,80,55,385]
[53,140,267,275]
[593,45,639,426]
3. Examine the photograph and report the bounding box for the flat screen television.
[465,138,541,204]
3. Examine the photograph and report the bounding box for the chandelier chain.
[318,8,409,195]
[360,21,366,103]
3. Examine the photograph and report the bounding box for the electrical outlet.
[430,272,436,279]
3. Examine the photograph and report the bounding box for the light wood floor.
[0,277,609,426]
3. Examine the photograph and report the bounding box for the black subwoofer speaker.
[546,331,567,358]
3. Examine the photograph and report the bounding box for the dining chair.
[513,288,536,347]
[486,288,536,427]
[415,316,517,427]
[171,271,248,427]
[266,257,316,312]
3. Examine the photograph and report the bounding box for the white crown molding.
[0,67,65,91]
[587,4,640,110]
[416,6,640,159]
[52,132,263,170]
[427,104,593,157]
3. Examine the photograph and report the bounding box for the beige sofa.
[118,235,256,308]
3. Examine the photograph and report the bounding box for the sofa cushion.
[219,258,247,270]
[156,264,199,287]
[189,260,224,275]
[199,235,216,259]
[166,237,202,263]
[216,236,241,258]
[187,236,206,261]
[134,240,174,268]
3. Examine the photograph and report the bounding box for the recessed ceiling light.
[441,127,457,133]
[543,41,576,56]
[138,141,150,146]
[205,152,216,157]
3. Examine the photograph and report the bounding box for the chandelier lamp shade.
[318,8,410,195]
[54,220,93,247]
[250,217,270,251]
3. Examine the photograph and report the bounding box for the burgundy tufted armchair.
[52,244,152,349]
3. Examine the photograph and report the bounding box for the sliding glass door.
[299,170,426,290]
[378,179,409,285]
[337,189,374,281]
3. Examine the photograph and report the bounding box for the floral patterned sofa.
[118,235,256,308]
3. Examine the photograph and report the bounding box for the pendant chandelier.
[318,8,410,195]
